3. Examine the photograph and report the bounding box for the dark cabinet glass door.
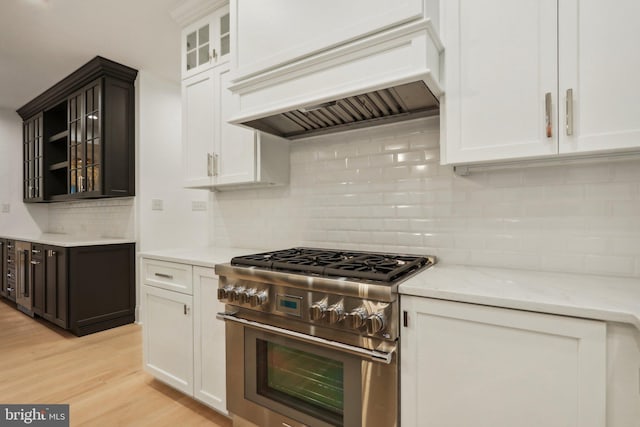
[23,113,43,201]
[68,81,101,195]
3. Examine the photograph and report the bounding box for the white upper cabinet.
[442,0,558,164]
[232,0,437,80]
[182,64,290,189]
[558,0,640,155]
[442,0,640,165]
[181,5,230,80]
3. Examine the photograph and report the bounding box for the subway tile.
[584,255,636,276]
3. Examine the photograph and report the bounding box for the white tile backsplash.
[212,117,640,278]
[47,198,135,239]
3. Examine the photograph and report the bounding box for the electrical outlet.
[192,201,207,211]
[151,199,163,211]
[1,204,9,213]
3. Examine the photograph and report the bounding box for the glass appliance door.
[245,328,362,427]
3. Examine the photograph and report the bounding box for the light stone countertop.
[138,246,263,269]
[399,264,640,329]
[1,233,135,247]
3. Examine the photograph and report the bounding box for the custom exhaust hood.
[228,20,444,140]
[242,81,439,140]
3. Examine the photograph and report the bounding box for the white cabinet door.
[182,69,217,188]
[142,285,194,396]
[215,65,257,186]
[400,297,606,427]
[558,0,640,154]
[232,0,430,79]
[193,267,227,414]
[443,0,558,164]
[181,6,231,80]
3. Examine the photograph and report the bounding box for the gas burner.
[231,248,433,283]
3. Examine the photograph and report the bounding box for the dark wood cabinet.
[23,114,44,201]
[68,244,135,336]
[1,239,134,336]
[17,56,137,202]
[33,245,68,329]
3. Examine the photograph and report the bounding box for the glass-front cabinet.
[181,4,230,79]
[17,56,136,202]
[69,81,102,196]
[23,113,43,202]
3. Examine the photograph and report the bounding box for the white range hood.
[227,19,444,140]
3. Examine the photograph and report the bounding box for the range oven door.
[222,315,398,427]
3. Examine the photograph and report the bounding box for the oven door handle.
[217,312,395,364]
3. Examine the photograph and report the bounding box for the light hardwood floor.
[0,299,232,427]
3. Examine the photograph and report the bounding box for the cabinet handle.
[183,304,190,315]
[212,48,217,61]
[154,272,174,279]
[207,153,213,177]
[30,260,40,265]
[212,153,219,177]
[566,88,574,136]
[31,249,40,254]
[545,92,552,138]
[47,250,57,257]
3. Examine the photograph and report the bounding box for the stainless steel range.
[215,247,435,427]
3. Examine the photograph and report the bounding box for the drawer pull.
[154,272,174,280]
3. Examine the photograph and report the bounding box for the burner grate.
[231,248,432,283]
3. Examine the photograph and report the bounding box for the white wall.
[0,108,47,234]
[211,117,640,278]
[136,70,209,252]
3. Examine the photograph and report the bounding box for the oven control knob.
[366,313,386,335]
[249,290,268,307]
[346,308,367,329]
[309,301,328,321]
[327,304,344,324]
[240,288,256,305]
[217,285,234,300]
[230,286,245,303]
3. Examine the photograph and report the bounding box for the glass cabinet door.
[23,113,43,201]
[68,80,101,195]
[181,5,230,78]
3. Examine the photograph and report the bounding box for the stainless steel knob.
[217,285,234,300]
[230,286,246,303]
[366,313,386,335]
[327,303,344,324]
[249,290,268,307]
[309,301,328,321]
[346,308,367,329]
[240,288,256,305]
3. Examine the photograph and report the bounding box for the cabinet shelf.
[48,130,68,143]
[49,161,68,171]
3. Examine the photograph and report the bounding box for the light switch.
[192,201,207,211]
[151,199,163,211]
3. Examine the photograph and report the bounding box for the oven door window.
[245,328,362,427]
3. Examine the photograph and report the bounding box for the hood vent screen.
[242,81,439,139]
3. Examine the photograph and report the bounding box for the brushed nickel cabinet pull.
[154,272,173,279]
[212,153,219,177]
[545,92,552,138]
[207,153,213,177]
[566,88,574,136]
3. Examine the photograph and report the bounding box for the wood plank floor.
[0,298,232,427]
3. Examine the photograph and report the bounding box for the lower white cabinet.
[142,284,194,395]
[142,258,226,415]
[193,266,226,413]
[400,296,606,427]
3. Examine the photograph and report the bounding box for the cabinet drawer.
[142,258,193,295]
